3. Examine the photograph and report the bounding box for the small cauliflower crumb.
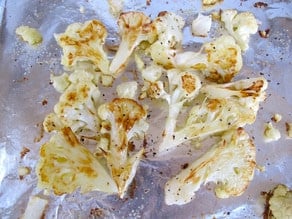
[21,196,48,219]
[285,122,292,138]
[271,113,282,123]
[18,166,30,180]
[79,6,85,14]
[191,13,212,37]
[202,0,223,7]
[263,122,281,143]
[15,26,43,46]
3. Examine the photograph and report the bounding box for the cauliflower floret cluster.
[37,8,266,205]
[165,128,256,205]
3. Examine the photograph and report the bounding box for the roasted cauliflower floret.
[147,11,185,68]
[221,10,258,51]
[45,70,102,140]
[55,20,110,82]
[175,35,242,83]
[109,12,156,77]
[36,127,118,195]
[98,98,149,197]
[165,128,256,205]
[159,77,267,153]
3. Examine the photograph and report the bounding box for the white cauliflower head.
[165,128,256,205]
[98,98,148,197]
[55,20,110,75]
[147,11,185,68]
[36,127,118,195]
[221,10,258,51]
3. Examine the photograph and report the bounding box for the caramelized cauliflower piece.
[55,20,110,81]
[44,70,102,140]
[165,128,256,205]
[109,12,156,77]
[159,77,267,153]
[98,98,149,197]
[36,127,118,195]
[175,35,242,83]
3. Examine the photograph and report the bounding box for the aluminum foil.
[0,0,291,218]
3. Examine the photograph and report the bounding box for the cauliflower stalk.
[98,98,149,198]
[44,70,102,140]
[159,77,267,153]
[36,127,118,195]
[165,128,256,205]
[109,12,156,77]
[221,9,258,51]
[175,35,243,83]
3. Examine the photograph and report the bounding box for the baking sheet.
[0,0,291,218]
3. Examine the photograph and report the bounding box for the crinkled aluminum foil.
[0,0,291,218]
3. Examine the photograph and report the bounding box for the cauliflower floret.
[55,20,111,84]
[263,122,281,143]
[191,13,212,37]
[147,11,185,68]
[116,81,138,99]
[221,10,258,51]
[98,98,149,197]
[266,184,292,219]
[107,0,124,17]
[175,35,242,83]
[159,77,267,153]
[44,70,102,140]
[165,128,256,205]
[36,127,118,195]
[109,12,156,77]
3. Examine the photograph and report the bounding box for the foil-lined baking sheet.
[0,0,291,218]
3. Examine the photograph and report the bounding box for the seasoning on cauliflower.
[159,77,267,153]
[147,11,185,68]
[55,20,111,85]
[98,98,149,197]
[44,70,102,140]
[220,10,258,51]
[263,184,292,219]
[165,128,256,205]
[36,127,118,195]
[263,122,281,143]
[175,35,242,83]
[191,13,212,37]
[109,12,156,77]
